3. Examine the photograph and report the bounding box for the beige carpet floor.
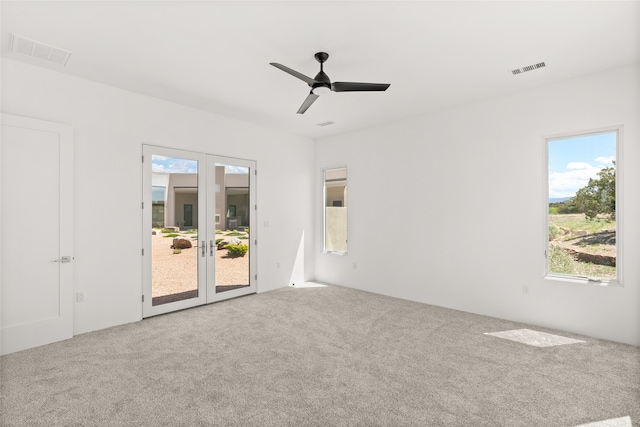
[1,284,639,426]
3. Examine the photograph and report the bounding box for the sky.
[152,155,198,174]
[548,132,616,199]
[151,141,614,200]
[152,155,248,174]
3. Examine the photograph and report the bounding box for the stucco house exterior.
[152,166,249,230]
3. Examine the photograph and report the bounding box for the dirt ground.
[555,230,616,257]
[151,233,249,297]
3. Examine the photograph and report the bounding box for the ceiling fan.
[270,52,390,114]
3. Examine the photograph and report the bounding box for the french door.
[142,145,256,317]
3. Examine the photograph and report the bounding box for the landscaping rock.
[218,237,241,250]
[564,248,616,267]
[171,238,192,249]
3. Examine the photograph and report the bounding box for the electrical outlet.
[76,291,85,302]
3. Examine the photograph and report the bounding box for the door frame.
[142,145,257,318]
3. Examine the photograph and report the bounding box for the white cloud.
[225,165,249,174]
[549,163,603,198]
[595,156,615,165]
[151,163,170,173]
[151,158,198,173]
[565,162,593,170]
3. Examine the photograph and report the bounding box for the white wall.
[314,64,640,346]
[2,57,638,346]
[1,58,315,335]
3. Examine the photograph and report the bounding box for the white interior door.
[1,114,74,356]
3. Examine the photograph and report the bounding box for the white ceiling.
[2,1,639,139]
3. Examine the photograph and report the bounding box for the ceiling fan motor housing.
[312,70,331,93]
[312,53,331,93]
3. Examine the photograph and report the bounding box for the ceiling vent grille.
[511,62,545,75]
[317,121,335,127]
[10,34,72,66]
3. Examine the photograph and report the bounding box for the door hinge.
[142,248,144,256]
[255,239,257,245]
[142,155,144,163]
[255,204,257,211]
[142,202,144,209]
[255,274,258,280]
[255,169,257,176]
[142,295,145,302]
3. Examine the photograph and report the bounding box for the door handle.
[210,240,214,256]
[201,241,205,257]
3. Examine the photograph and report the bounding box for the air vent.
[317,121,335,127]
[511,62,545,75]
[10,34,72,66]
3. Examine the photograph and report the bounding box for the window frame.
[322,166,348,255]
[543,125,623,286]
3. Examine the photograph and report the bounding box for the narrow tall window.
[324,167,348,254]
[546,129,619,283]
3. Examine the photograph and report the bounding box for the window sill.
[544,273,622,288]
[323,250,347,256]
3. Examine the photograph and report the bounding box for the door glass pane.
[151,155,200,305]
[214,163,250,293]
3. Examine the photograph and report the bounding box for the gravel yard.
[151,232,249,298]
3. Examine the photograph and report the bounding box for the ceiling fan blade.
[270,63,316,86]
[297,92,319,114]
[332,82,390,92]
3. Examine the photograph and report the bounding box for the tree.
[572,163,615,221]
[549,200,581,215]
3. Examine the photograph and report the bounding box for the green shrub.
[215,238,224,245]
[163,233,179,238]
[161,228,177,233]
[226,244,248,258]
[548,224,560,241]
[173,248,182,254]
[225,231,244,236]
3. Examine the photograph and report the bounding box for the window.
[323,167,347,254]
[546,128,620,284]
